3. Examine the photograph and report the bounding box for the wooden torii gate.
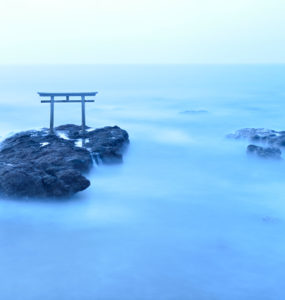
[38,92,98,134]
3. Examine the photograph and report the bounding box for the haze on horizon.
[0,0,284,64]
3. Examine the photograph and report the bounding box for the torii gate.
[38,92,98,134]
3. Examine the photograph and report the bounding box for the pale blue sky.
[0,0,284,64]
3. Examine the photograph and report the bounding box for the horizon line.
[0,62,285,66]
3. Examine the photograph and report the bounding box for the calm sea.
[0,64,285,300]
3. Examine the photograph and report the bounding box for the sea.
[0,64,285,300]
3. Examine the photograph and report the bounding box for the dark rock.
[227,128,285,160]
[55,124,90,139]
[247,145,281,159]
[0,124,129,198]
[227,128,284,146]
[55,124,129,163]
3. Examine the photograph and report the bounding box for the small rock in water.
[227,128,284,146]
[0,124,129,198]
[262,216,279,223]
[247,145,281,159]
[227,128,285,160]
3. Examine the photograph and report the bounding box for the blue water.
[0,65,285,299]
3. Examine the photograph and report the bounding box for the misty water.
[0,65,285,300]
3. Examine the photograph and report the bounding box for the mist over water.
[1,65,285,299]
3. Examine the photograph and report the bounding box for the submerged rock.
[227,128,285,146]
[0,125,129,197]
[227,128,284,160]
[247,145,281,159]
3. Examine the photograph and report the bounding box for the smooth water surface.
[0,65,285,300]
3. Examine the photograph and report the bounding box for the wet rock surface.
[227,128,285,146]
[227,128,284,159]
[247,145,281,159]
[0,125,129,197]
[55,124,129,163]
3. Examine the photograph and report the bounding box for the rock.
[262,216,279,223]
[247,145,282,159]
[55,124,129,163]
[227,128,285,160]
[227,128,285,146]
[0,124,129,197]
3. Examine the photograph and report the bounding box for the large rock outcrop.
[0,125,129,197]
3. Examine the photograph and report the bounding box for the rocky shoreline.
[0,124,129,197]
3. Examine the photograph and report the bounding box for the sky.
[0,0,284,64]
